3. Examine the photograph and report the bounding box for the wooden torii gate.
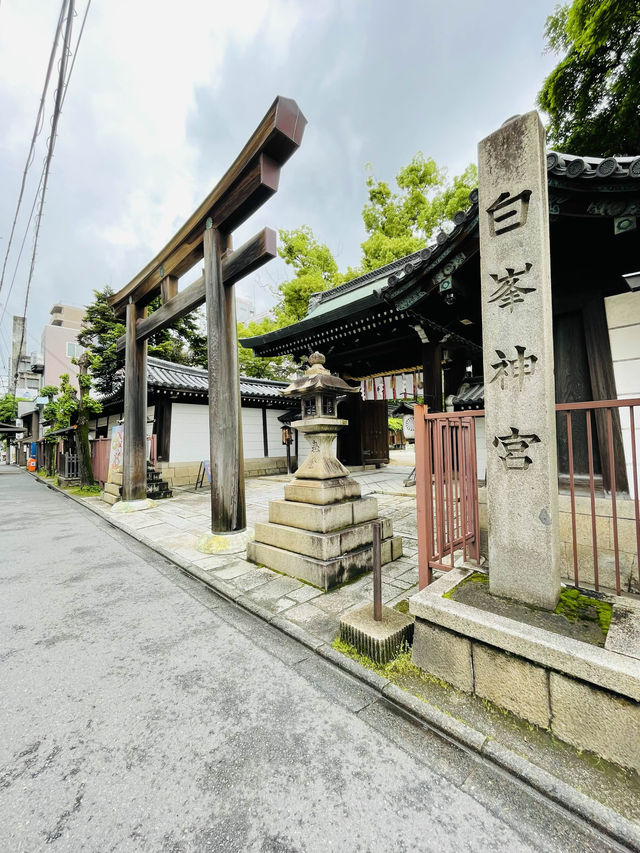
[109,96,306,536]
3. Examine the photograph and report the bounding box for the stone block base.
[57,476,80,488]
[103,482,121,497]
[340,604,414,664]
[268,496,378,532]
[411,621,473,692]
[409,576,640,772]
[100,491,119,506]
[473,644,550,728]
[284,476,361,505]
[254,520,374,562]
[550,673,640,772]
[247,540,372,590]
[382,536,403,564]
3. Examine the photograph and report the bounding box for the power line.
[0,1,92,333]
[0,0,68,300]
[14,0,76,386]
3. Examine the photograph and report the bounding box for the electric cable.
[0,0,68,300]
[14,0,76,386]
[0,0,91,333]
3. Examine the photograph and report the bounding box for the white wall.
[170,403,209,463]
[169,401,291,464]
[475,416,487,482]
[605,290,640,498]
[266,409,286,457]
[241,407,264,459]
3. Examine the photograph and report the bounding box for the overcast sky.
[0,0,561,380]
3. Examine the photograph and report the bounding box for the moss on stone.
[554,586,613,637]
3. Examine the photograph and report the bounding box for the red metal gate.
[415,406,483,588]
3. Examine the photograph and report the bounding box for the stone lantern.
[246,352,403,589]
[281,352,358,482]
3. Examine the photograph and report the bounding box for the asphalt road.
[0,466,624,852]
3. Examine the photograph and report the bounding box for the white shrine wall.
[606,289,640,499]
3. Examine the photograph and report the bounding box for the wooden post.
[204,222,246,532]
[123,300,148,501]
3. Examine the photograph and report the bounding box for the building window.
[66,342,84,359]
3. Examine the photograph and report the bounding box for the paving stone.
[246,575,303,604]
[231,568,276,592]
[285,602,340,644]
[214,563,255,580]
[286,585,323,603]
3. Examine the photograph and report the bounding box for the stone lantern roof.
[281,353,359,398]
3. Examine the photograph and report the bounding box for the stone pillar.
[478,111,560,609]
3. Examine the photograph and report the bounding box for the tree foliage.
[236,316,295,380]
[361,155,477,271]
[41,371,102,482]
[0,394,18,423]
[237,154,477,378]
[537,0,640,156]
[78,285,208,395]
[274,226,349,324]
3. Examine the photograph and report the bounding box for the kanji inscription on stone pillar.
[478,111,560,609]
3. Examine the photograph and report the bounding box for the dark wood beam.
[122,303,148,501]
[108,96,306,316]
[161,276,178,303]
[205,225,246,532]
[115,228,276,352]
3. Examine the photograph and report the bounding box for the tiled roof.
[452,379,484,408]
[103,357,288,403]
[547,152,640,180]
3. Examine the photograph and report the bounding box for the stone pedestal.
[247,477,402,590]
[478,111,560,609]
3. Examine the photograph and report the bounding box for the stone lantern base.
[246,474,403,590]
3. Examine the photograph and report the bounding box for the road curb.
[27,471,640,851]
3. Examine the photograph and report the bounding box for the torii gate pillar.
[204,223,246,533]
[122,301,148,502]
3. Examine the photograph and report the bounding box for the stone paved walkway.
[81,467,421,645]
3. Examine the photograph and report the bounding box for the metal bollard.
[372,519,382,621]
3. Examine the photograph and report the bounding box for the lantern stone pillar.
[478,111,560,609]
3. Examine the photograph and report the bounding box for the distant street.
[0,466,621,852]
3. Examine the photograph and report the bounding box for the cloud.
[0,0,559,357]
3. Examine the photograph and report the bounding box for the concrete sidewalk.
[86,468,422,644]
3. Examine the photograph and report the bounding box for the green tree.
[0,393,18,423]
[263,156,477,325]
[41,372,102,484]
[74,355,102,486]
[237,317,295,380]
[274,226,348,324]
[537,0,640,156]
[361,155,477,271]
[76,287,125,396]
[78,286,208,395]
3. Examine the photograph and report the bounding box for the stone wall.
[157,456,289,487]
[412,619,640,772]
[410,573,640,773]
